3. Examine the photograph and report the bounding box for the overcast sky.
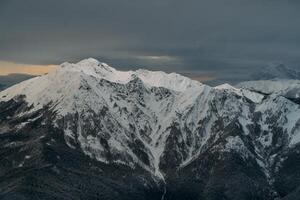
[1,0,300,84]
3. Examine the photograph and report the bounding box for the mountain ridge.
[1,58,300,200]
[251,63,300,80]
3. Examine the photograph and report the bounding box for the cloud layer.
[1,0,300,84]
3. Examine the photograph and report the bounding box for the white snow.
[215,83,264,103]
[237,79,300,99]
[1,58,300,180]
[0,58,202,114]
[215,83,237,90]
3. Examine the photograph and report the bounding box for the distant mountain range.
[237,63,300,104]
[0,73,35,91]
[0,58,299,200]
[251,63,300,80]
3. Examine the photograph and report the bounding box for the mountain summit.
[0,58,300,200]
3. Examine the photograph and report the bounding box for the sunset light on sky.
[0,61,57,75]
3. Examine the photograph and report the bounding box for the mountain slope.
[1,58,300,200]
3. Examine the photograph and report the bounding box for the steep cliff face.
[1,58,299,200]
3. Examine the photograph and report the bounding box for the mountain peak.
[0,58,207,115]
[77,57,100,65]
[214,83,237,91]
[54,58,204,92]
[76,58,111,69]
[58,58,115,75]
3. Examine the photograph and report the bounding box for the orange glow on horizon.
[0,61,57,76]
[190,74,217,82]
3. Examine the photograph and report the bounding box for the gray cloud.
[1,0,300,84]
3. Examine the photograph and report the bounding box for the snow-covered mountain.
[237,79,300,100]
[1,58,300,200]
[251,63,300,80]
[237,62,300,105]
